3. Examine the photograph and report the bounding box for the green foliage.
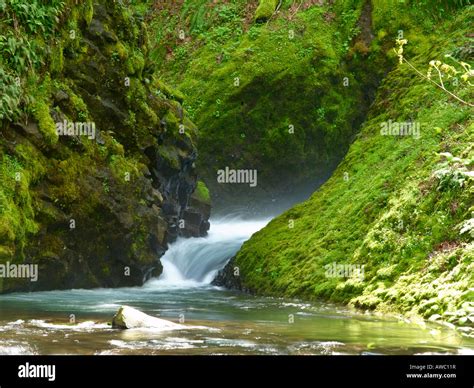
[433,152,474,191]
[0,32,38,73]
[0,0,67,121]
[0,66,22,120]
[3,0,65,35]
[31,100,58,145]
[408,0,472,19]
[232,6,474,325]
[194,180,211,204]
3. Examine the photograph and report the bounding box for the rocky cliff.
[0,1,210,292]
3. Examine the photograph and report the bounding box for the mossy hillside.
[152,0,391,205]
[0,0,208,292]
[232,6,474,328]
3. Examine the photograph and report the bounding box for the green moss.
[255,0,279,22]
[109,154,143,184]
[154,1,382,196]
[115,42,129,60]
[70,93,89,120]
[126,49,145,76]
[194,180,211,204]
[0,147,43,255]
[163,111,181,132]
[50,42,64,74]
[158,146,181,170]
[139,100,158,126]
[231,6,474,326]
[155,80,185,103]
[32,100,58,145]
[84,0,94,26]
[0,246,14,261]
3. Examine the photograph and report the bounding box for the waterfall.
[146,218,269,287]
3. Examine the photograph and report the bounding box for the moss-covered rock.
[0,0,210,293]
[255,0,279,22]
[194,181,211,204]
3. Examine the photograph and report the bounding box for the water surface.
[0,219,471,355]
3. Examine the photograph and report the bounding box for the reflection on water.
[0,285,472,355]
[0,218,472,355]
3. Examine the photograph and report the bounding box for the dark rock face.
[0,2,210,293]
[212,257,244,291]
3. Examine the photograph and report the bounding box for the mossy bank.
[216,3,474,332]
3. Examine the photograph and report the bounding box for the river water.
[0,219,472,355]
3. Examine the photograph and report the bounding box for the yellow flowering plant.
[394,39,473,107]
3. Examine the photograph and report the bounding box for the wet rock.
[180,210,204,237]
[112,306,181,330]
[87,19,118,43]
[212,257,244,290]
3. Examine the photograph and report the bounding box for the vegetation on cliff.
[149,0,392,206]
[0,0,210,292]
[226,3,473,330]
[0,0,472,336]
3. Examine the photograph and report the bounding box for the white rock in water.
[112,305,182,330]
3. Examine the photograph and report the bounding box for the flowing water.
[0,218,472,355]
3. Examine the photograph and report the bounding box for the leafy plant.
[0,32,39,73]
[433,152,474,191]
[6,0,65,35]
[0,66,22,120]
[458,216,474,239]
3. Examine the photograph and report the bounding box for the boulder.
[112,306,182,330]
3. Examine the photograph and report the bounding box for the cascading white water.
[146,218,269,287]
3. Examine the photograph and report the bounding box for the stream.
[0,218,472,355]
